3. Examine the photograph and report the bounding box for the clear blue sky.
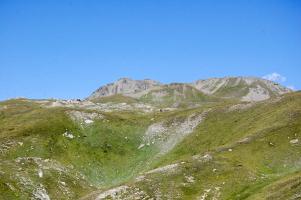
[1,0,300,100]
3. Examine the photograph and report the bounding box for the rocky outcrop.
[192,77,291,101]
[88,78,161,99]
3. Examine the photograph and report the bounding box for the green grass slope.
[89,94,138,104]
[83,92,301,200]
[1,92,300,200]
[0,99,156,199]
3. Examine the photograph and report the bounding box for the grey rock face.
[88,78,161,99]
[192,77,291,101]
[192,77,290,95]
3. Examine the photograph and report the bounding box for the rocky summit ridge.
[88,76,291,103]
[88,78,162,99]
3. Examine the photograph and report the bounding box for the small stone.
[38,169,43,178]
[84,119,94,124]
[138,144,145,149]
[290,139,299,144]
[215,187,221,191]
[63,131,74,139]
[185,176,195,183]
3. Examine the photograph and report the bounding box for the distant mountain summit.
[88,78,161,100]
[88,76,291,104]
[192,76,291,101]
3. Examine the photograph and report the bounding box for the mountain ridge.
[88,76,292,103]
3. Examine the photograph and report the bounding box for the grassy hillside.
[82,92,301,200]
[89,94,138,104]
[0,92,300,199]
[0,99,155,199]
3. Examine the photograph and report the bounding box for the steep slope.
[82,92,301,200]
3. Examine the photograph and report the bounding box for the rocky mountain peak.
[192,76,292,101]
[88,78,161,99]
